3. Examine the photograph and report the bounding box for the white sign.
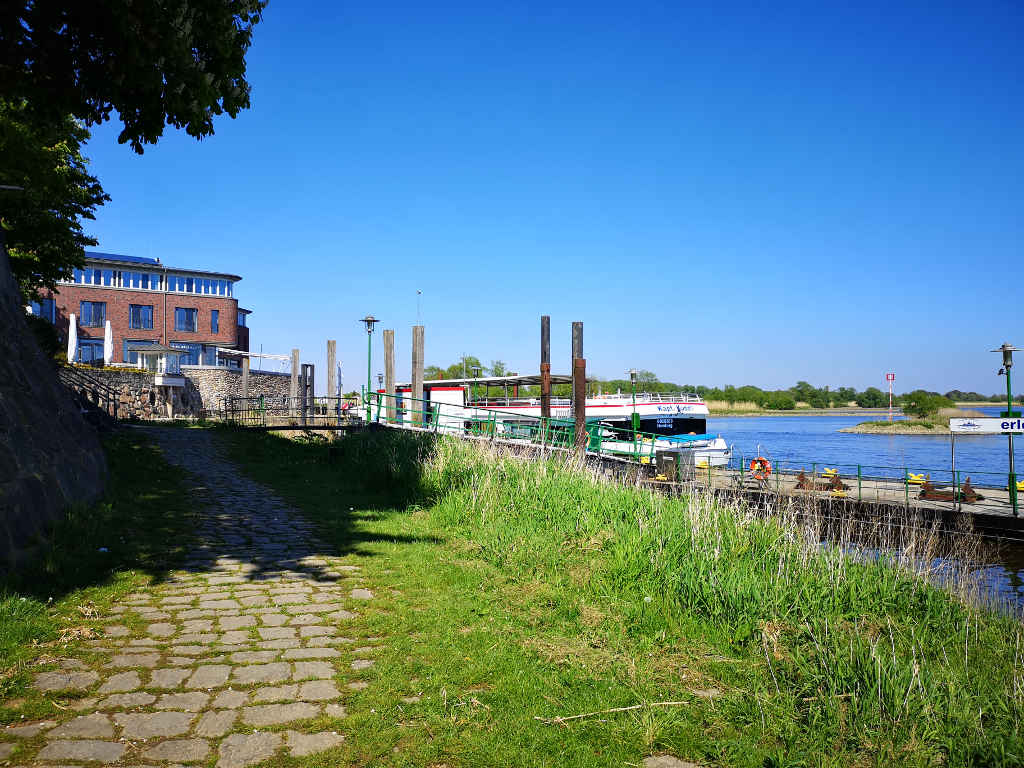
[949,417,1024,434]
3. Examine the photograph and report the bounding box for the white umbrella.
[103,319,113,365]
[67,313,78,362]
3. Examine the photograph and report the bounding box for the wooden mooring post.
[573,357,586,449]
[383,329,395,422]
[540,315,551,420]
[289,348,299,416]
[326,340,337,399]
[412,325,424,426]
[572,320,585,450]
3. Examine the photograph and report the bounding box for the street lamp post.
[471,365,482,402]
[359,315,379,415]
[995,343,1021,517]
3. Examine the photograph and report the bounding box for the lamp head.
[992,342,1019,369]
[359,315,379,333]
[627,368,638,384]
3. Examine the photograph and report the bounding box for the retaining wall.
[66,366,292,420]
[0,250,106,564]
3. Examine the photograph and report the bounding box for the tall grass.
[344,431,1024,764]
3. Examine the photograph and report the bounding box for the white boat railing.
[467,392,705,408]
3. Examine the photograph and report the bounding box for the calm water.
[708,407,1024,608]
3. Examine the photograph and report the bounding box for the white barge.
[386,374,732,466]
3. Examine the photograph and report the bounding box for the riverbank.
[221,428,1022,766]
[709,405,898,418]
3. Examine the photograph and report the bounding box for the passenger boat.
[390,375,732,467]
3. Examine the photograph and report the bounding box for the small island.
[840,419,950,434]
[840,398,988,434]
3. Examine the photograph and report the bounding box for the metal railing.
[363,390,696,464]
[223,395,362,428]
[362,390,1021,516]
[719,452,1020,516]
[58,363,122,419]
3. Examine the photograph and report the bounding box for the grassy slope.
[221,428,1024,768]
[0,429,196,722]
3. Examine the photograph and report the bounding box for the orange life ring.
[749,457,772,480]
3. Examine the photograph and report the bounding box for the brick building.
[31,251,252,366]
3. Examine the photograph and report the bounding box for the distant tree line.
[424,357,1022,413]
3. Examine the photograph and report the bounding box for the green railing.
[363,390,1021,514]
[364,390,666,463]
[726,453,1019,513]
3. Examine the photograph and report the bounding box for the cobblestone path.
[14,428,380,767]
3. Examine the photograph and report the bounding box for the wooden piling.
[540,315,551,420]
[289,348,299,416]
[383,329,395,422]
[242,356,250,400]
[572,321,583,367]
[573,357,587,449]
[412,325,424,425]
[326,340,336,399]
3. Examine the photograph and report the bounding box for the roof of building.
[125,342,185,354]
[87,251,160,265]
[84,251,242,282]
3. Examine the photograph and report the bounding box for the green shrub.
[762,391,796,410]
[904,390,954,418]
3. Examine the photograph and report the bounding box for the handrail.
[363,389,681,463]
[58,364,122,419]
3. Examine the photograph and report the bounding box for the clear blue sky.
[82,0,1023,395]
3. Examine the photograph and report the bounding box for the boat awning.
[658,433,717,443]
[395,373,577,388]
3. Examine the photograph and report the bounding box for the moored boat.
[388,375,732,466]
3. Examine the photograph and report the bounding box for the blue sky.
[82,0,1023,394]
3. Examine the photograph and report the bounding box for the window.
[101,269,114,286]
[185,277,194,293]
[80,301,106,327]
[141,273,150,290]
[73,268,85,284]
[202,345,217,365]
[129,304,154,329]
[170,342,201,365]
[123,339,156,365]
[77,339,103,363]
[211,309,219,334]
[237,311,247,327]
[29,298,56,323]
[174,307,197,332]
[227,281,233,297]
[92,268,102,285]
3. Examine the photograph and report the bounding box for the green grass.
[0,429,196,720]
[852,419,939,430]
[220,427,1024,767]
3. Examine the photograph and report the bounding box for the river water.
[710,406,1024,485]
[708,407,1024,609]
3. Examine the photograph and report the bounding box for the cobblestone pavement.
[14,428,380,766]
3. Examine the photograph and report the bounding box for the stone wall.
[63,368,204,420]
[0,249,107,564]
[63,366,291,420]
[182,367,291,414]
